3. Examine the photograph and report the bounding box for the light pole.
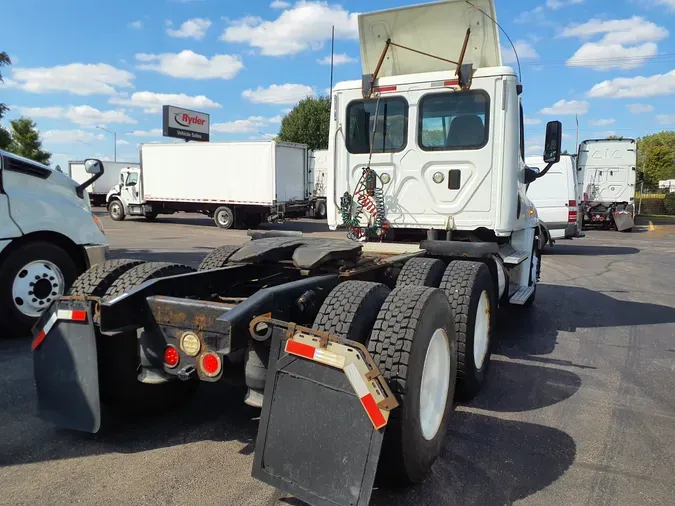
[96,126,117,161]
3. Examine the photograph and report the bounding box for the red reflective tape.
[285,339,316,360]
[374,86,397,93]
[31,330,46,351]
[360,393,387,430]
[444,79,459,87]
[71,310,87,321]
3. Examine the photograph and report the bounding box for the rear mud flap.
[614,213,635,231]
[252,319,396,506]
[32,301,101,433]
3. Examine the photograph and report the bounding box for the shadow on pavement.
[546,244,640,256]
[372,411,576,506]
[495,283,675,357]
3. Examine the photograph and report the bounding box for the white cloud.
[588,118,615,126]
[11,105,136,125]
[514,6,545,24]
[627,103,654,113]
[110,91,221,113]
[127,129,163,137]
[136,51,244,80]
[561,17,668,70]
[524,117,542,125]
[129,20,143,29]
[526,145,544,154]
[212,115,282,133]
[167,18,212,40]
[588,70,675,98]
[317,53,356,65]
[540,99,589,115]
[502,40,539,65]
[222,1,358,56]
[8,63,134,96]
[656,114,675,124]
[595,130,617,138]
[270,0,291,7]
[42,129,105,144]
[242,83,314,104]
[653,0,675,11]
[116,139,131,145]
[269,115,283,124]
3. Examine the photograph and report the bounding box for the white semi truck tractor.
[31,1,560,504]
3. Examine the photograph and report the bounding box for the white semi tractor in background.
[106,141,314,229]
[69,160,139,207]
[578,138,637,232]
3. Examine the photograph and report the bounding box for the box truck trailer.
[106,141,313,229]
[578,138,637,232]
[69,160,139,207]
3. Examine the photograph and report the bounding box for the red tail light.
[164,346,180,368]
[568,200,577,208]
[201,352,222,377]
[568,211,578,223]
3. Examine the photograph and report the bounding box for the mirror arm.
[76,170,104,199]
[536,162,554,180]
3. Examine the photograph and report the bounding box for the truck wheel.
[68,259,146,297]
[439,261,496,401]
[214,206,234,229]
[108,200,125,221]
[396,257,446,287]
[99,262,198,412]
[144,212,158,222]
[312,281,390,343]
[367,286,457,485]
[315,200,327,219]
[0,242,79,335]
[199,244,243,271]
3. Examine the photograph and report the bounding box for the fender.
[537,221,553,250]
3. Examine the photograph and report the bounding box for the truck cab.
[107,166,143,221]
[0,152,108,334]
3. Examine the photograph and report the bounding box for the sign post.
[162,105,210,142]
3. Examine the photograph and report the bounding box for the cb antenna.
[464,0,522,82]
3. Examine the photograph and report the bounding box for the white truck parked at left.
[69,160,139,208]
[0,151,108,334]
[106,141,313,229]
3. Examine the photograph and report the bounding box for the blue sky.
[2,0,675,169]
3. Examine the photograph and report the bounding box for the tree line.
[1,52,51,165]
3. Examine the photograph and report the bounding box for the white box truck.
[308,149,329,219]
[69,160,139,207]
[526,155,582,243]
[106,141,312,228]
[578,138,637,232]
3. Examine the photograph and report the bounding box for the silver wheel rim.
[473,291,490,369]
[111,203,121,218]
[217,211,232,227]
[420,328,451,441]
[11,260,65,317]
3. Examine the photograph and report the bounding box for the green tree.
[637,131,675,185]
[607,135,624,140]
[0,51,12,150]
[8,118,51,165]
[278,96,330,151]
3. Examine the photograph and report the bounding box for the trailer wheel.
[367,286,457,485]
[439,261,496,401]
[315,200,327,220]
[396,257,446,287]
[199,244,243,271]
[108,199,125,221]
[312,281,390,343]
[68,259,146,297]
[214,206,234,229]
[99,262,198,413]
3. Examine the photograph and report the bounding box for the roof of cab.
[0,149,53,171]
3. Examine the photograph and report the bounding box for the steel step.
[503,250,529,265]
[509,286,535,305]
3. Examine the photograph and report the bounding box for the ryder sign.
[163,105,210,142]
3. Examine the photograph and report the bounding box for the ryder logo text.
[175,113,206,128]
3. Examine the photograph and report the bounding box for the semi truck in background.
[526,154,582,244]
[69,160,139,207]
[308,149,328,219]
[0,152,108,334]
[578,138,637,232]
[106,141,314,229]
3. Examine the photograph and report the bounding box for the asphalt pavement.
[1,214,674,506]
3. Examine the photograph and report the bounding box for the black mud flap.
[32,300,101,433]
[252,319,396,506]
[614,212,635,232]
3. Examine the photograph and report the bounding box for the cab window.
[346,97,408,154]
[126,172,138,186]
[418,91,490,151]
